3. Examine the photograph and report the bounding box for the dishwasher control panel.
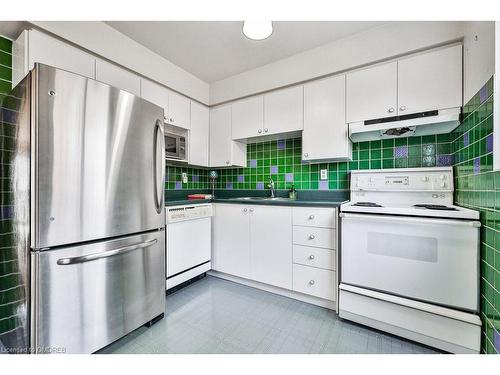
[166,204,213,223]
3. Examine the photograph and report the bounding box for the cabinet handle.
[304,153,309,157]
[163,115,168,121]
[249,208,254,212]
[243,208,248,212]
[264,128,268,133]
[309,234,315,240]
[309,280,315,286]
[308,215,315,220]
[258,129,262,134]
[226,160,230,165]
[400,105,407,111]
[308,254,315,260]
[388,108,395,113]
[170,118,174,122]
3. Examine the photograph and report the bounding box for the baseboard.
[208,270,337,311]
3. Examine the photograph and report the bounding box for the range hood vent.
[348,108,460,142]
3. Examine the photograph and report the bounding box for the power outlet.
[320,169,328,180]
[182,172,188,183]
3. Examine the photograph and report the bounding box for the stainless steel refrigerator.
[0,64,166,354]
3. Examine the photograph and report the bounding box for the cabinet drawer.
[293,264,335,301]
[293,245,335,271]
[292,207,335,228]
[293,226,335,249]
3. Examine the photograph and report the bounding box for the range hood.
[348,108,460,142]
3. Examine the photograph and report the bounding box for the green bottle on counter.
[289,184,297,200]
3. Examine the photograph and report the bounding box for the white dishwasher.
[166,203,212,290]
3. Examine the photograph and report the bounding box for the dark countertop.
[165,189,348,208]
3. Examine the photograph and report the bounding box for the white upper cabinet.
[346,61,398,123]
[13,29,96,87]
[140,79,169,122]
[189,101,209,167]
[95,59,140,96]
[140,79,190,129]
[303,75,351,161]
[264,85,304,136]
[346,45,463,124]
[209,105,247,168]
[397,45,462,115]
[231,95,264,140]
[167,91,191,129]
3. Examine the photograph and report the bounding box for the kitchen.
[0,3,499,372]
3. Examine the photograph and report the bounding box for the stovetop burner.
[352,202,383,208]
[413,204,458,211]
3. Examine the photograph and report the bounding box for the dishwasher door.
[31,231,165,354]
[166,217,211,278]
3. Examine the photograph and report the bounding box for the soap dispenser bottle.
[289,184,297,200]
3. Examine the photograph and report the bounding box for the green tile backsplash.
[166,134,454,193]
[0,36,20,347]
[452,76,499,354]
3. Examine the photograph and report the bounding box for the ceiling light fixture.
[242,21,273,41]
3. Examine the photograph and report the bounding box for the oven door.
[340,212,480,312]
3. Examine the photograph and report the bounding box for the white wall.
[210,21,465,105]
[31,21,210,104]
[463,21,495,104]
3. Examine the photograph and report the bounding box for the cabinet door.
[264,86,304,135]
[398,45,462,115]
[27,30,95,81]
[189,101,209,167]
[303,75,350,161]
[168,90,191,129]
[141,79,169,122]
[231,95,264,140]
[209,105,232,167]
[346,61,397,123]
[213,204,251,278]
[95,59,140,96]
[250,206,292,289]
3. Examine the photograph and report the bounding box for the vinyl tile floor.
[98,276,440,354]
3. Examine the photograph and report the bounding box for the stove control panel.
[351,168,453,192]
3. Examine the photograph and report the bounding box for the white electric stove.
[339,167,482,354]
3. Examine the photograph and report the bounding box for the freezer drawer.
[31,231,165,354]
[340,212,480,312]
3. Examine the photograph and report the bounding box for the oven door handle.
[339,212,481,227]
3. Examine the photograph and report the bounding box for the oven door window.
[340,213,479,312]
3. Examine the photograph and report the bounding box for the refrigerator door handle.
[56,239,158,265]
[153,119,164,214]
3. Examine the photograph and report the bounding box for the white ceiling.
[105,21,384,83]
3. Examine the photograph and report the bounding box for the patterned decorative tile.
[394,146,408,158]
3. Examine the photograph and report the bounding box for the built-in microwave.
[165,132,186,160]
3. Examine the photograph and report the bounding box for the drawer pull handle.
[309,234,315,240]
[309,280,315,286]
[249,208,254,212]
[308,215,315,220]
[308,254,315,260]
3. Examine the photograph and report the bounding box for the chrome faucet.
[268,177,276,198]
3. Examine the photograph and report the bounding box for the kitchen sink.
[228,197,292,201]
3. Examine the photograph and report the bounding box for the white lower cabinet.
[213,204,292,289]
[250,206,292,289]
[212,204,251,278]
[213,204,338,306]
[293,264,336,301]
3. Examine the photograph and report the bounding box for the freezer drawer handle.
[56,239,158,265]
